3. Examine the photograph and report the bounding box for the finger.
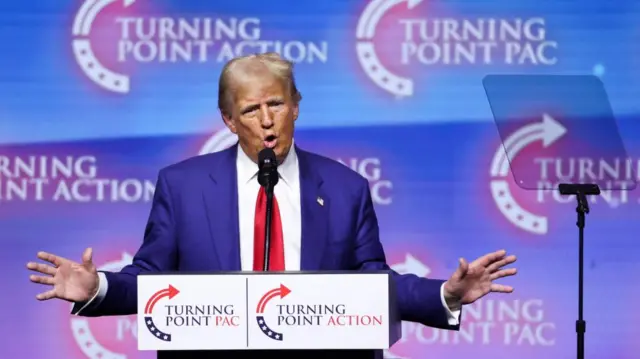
[26,262,57,276]
[455,258,469,280]
[36,251,64,267]
[29,274,55,286]
[490,267,517,281]
[36,289,58,301]
[487,255,517,273]
[82,247,93,265]
[491,283,514,293]
[475,249,507,267]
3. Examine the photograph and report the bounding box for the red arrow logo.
[144,285,179,314]
[256,284,291,313]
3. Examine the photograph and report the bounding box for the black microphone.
[258,148,279,189]
[257,148,279,271]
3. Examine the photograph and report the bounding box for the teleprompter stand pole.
[558,183,601,359]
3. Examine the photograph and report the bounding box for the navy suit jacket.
[78,144,460,358]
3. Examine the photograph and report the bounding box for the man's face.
[222,72,298,164]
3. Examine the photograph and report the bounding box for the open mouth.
[264,135,277,148]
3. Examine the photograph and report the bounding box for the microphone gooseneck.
[257,148,279,272]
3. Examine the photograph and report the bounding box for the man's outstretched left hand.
[443,249,517,309]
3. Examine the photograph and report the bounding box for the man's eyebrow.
[267,98,285,104]
[240,103,260,113]
[240,98,285,113]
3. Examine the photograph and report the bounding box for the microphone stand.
[257,148,279,272]
[263,181,275,272]
[559,183,600,359]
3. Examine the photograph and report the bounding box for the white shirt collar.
[236,141,298,189]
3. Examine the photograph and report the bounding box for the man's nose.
[259,105,274,128]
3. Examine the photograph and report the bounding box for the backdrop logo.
[72,0,135,93]
[489,114,565,234]
[489,113,639,234]
[355,0,559,97]
[143,285,180,341]
[255,284,291,341]
[71,0,328,93]
[0,154,154,203]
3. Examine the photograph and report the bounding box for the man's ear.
[221,112,237,134]
[292,103,299,122]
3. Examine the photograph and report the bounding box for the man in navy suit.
[27,53,517,358]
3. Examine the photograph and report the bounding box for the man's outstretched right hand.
[27,247,99,303]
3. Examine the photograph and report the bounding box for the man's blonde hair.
[218,52,302,117]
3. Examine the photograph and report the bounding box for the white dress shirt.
[237,141,301,271]
[75,144,460,325]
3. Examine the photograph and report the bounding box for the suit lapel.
[203,145,241,271]
[297,148,329,270]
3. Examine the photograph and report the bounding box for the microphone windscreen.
[258,148,277,169]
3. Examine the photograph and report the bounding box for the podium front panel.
[137,272,397,351]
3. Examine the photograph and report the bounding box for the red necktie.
[253,186,285,271]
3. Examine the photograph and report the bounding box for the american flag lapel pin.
[317,196,324,206]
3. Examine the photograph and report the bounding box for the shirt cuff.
[440,282,461,326]
[71,272,108,315]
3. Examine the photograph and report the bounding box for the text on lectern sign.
[142,284,240,342]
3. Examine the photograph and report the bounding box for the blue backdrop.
[2,0,639,358]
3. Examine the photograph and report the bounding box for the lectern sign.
[137,275,247,350]
[247,274,391,349]
[137,272,400,351]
